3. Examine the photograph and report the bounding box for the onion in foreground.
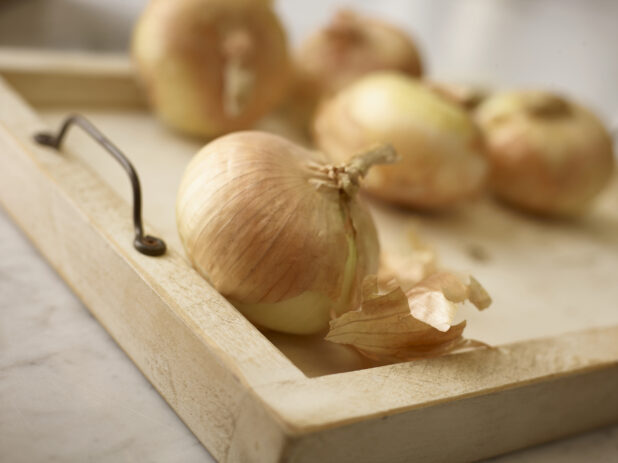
[176,131,397,335]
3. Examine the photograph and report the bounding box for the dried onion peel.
[326,273,491,362]
[377,231,438,291]
[176,131,397,335]
[132,0,291,137]
[314,71,488,209]
[475,90,615,216]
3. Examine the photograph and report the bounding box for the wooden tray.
[1,48,617,463]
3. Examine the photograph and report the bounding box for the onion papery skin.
[285,9,423,131]
[314,71,488,209]
[475,91,615,216]
[132,0,291,138]
[296,9,423,100]
[176,131,380,334]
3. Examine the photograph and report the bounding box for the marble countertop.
[2,206,617,462]
[0,208,212,463]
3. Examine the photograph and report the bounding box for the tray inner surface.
[38,106,618,378]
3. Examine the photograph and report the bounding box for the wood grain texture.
[0,47,145,108]
[36,105,618,375]
[0,76,301,462]
[282,366,618,462]
[1,49,617,462]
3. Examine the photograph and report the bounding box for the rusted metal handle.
[33,114,166,257]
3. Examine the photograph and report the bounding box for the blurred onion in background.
[1,0,617,129]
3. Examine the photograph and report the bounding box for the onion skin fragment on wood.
[325,272,491,363]
[377,230,438,292]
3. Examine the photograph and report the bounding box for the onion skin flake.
[326,272,491,363]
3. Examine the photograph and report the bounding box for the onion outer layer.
[475,90,615,216]
[314,71,488,209]
[176,132,395,334]
[132,0,291,137]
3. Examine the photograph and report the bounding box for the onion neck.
[308,143,398,196]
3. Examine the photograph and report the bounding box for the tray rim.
[1,47,617,463]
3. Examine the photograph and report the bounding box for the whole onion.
[314,71,488,209]
[289,8,423,126]
[475,90,615,216]
[132,0,291,137]
[176,131,397,334]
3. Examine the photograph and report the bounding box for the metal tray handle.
[34,114,166,257]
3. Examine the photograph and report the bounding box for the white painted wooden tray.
[1,48,617,463]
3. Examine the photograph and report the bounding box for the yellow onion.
[132,0,291,137]
[475,90,615,216]
[176,131,397,334]
[314,71,488,209]
[293,9,423,113]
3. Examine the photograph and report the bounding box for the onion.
[176,131,397,334]
[132,0,291,137]
[475,90,615,216]
[314,71,488,209]
[292,9,423,116]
